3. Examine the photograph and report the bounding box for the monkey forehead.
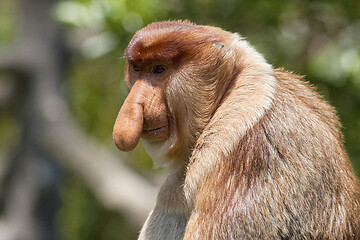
[124,20,231,64]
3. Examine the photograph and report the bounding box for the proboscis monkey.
[113,20,360,239]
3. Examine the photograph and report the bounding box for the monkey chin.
[142,136,180,169]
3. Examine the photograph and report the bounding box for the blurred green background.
[0,0,359,239]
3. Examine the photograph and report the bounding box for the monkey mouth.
[144,125,167,132]
[142,124,169,142]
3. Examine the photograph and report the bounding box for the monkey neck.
[156,166,191,215]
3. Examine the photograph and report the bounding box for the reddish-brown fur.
[113,20,360,239]
[125,21,228,65]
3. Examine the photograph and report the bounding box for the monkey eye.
[152,65,166,74]
[132,64,140,72]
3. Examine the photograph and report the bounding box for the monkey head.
[113,21,239,168]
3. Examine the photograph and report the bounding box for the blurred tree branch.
[0,0,157,239]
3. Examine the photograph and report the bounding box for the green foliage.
[0,111,18,156]
[67,52,126,144]
[58,175,137,240]
[0,0,17,45]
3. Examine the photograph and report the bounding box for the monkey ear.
[212,42,225,49]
